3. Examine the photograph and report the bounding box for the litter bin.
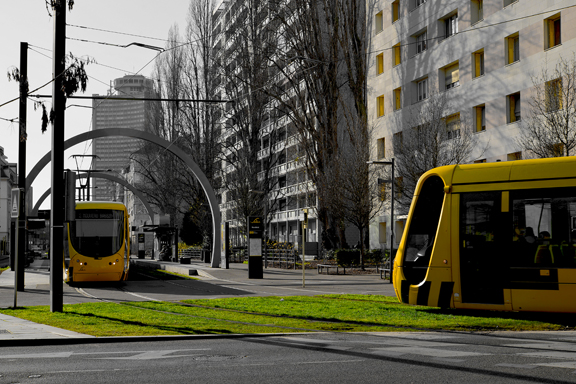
[203,250,211,263]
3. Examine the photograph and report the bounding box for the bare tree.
[393,92,481,212]
[325,111,386,268]
[517,55,576,158]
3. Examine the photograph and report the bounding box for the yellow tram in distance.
[393,156,576,313]
[64,201,130,283]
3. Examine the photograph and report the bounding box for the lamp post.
[367,159,395,284]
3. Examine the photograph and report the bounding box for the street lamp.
[367,159,395,284]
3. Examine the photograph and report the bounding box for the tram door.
[459,191,507,304]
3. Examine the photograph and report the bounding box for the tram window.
[402,176,445,285]
[511,187,576,268]
[71,209,125,258]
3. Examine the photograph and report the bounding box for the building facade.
[0,147,16,255]
[367,0,576,249]
[211,0,320,247]
[91,74,156,202]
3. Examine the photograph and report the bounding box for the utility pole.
[50,0,66,312]
[17,42,28,292]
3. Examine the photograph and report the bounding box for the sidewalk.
[0,257,394,344]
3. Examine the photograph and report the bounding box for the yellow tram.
[64,201,130,283]
[393,157,576,312]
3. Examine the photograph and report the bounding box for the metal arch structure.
[30,172,155,222]
[26,128,221,267]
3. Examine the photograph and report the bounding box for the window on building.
[474,159,487,163]
[507,152,522,161]
[417,78,428,101]
[394,87,402,110]
[375,11,383,34]
[471,0,483,24]
[506,33,520,64]
[545,14,561,49]
[444,13,458,39]
[473,49,484,78]
[377,95,385,117]
[379,222,387,243]
[415,30,427,54]
[475,104,486,132]
[415,0,426,8]
[393,43,401,66]
[444,62,460,90]
[393,131,403,153]
[395,177,404,198]
[392,0,400,22]
[507,92,521,123]
[504,0,518,7]
[446,113,461,139]
[378,178,387,201]
[377,137,386,159]
[376,53,384,75]
[545,78,563,112]
[395,221,405,244]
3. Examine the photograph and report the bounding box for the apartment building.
[211,0,320,247]
[0,147,16,255]
[368,0,576,249]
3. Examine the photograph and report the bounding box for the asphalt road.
[3,332,576,383]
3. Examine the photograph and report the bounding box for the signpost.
[247,216,263,279]
[138,233,145,259]
[221,222,229,269]
[301,209,308,288]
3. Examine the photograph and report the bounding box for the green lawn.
[1,294,575,337]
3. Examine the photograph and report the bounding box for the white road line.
[371,347,488,358]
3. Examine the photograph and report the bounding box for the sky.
[0,1,192,210]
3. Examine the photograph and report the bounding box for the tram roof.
[428,156,576,187]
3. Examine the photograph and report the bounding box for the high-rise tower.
[91,74,155,202]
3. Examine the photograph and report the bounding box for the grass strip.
[180,295,576,332]
[1,294,575,336]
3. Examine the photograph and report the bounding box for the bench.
[317,264,345,275]
[378,260,391,279]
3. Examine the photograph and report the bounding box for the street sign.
[11,188,21,219]
[247,216,263,279]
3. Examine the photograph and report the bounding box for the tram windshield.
[71,209,124,257]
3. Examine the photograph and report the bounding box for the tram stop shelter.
[142,224,178,262]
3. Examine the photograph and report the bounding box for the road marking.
[518,351,576,360]
[507,342,576,352]
[120,290,159,301]
[370,347,488,358]
[496,363,537,369]
[0,352,74,359]
[93,350,201,360]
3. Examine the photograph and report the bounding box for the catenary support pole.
[50,1,66,312]
[17,42,28,292]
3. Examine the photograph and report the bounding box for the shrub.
[364,249,385,265]
[335,249,360,266]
